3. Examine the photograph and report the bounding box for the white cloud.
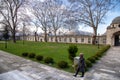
[78,25,93,33]
[78,10,120,35]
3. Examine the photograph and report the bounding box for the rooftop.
[111,16,120,24]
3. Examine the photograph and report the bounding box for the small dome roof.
[111,16,120,24]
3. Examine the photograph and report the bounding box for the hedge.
[22,52,29,57]
[44,57,54,64]
[57,61,69,68]
[85,45,110,70]
[36,55,43,61]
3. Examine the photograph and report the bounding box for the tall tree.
[18,11,32,42]
[20,3,40,42]
[29,0,51,42]
[68,0,118,44]
[47,0,66,42]
[0,0,25,43]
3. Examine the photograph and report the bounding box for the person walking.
[73,53,86,77]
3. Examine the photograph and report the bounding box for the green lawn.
[0,41,103,72]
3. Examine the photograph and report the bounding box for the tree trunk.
[5,39,7,48]
[92,27,97,45]
[34,32,37,42]
[44,30,47,42]
[12,31,16,43]
[54,31,58,42]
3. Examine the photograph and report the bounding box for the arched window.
[64,38,66,42]
[59,37,61,42]
[81,37,84,42]
[88,38,91,43]
[51,37,53,42]
[75,37,78,43]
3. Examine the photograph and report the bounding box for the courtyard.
[0,46,120,80]
[0,41,102,72]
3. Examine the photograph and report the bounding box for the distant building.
[25,29,106,45]
[26,16,120,46]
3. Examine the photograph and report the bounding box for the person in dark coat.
[73,53,86,77]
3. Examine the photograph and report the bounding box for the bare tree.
[47,0,67,42]
[64,19,79,31]
[68,0,118,44]
[0,0,25,43]
[18,12,31,43]
[31,20,39,42]
[22,1,40,42]
[29,0,51,42]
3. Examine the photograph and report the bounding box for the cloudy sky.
[62,0,120,34]
[79,10,120,34]
[37,0,120,35]
[1,0,119,35]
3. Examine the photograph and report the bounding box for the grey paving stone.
[0,70,34,80]
[84,47,120,80]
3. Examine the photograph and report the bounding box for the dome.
[111,16,120,24]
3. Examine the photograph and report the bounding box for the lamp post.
[98,33,100,49]
[48,31,51,42]
[22,23,25,45]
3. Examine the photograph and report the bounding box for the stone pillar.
[106,29,112,45]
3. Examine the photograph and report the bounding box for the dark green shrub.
[85,67,88,72]
[97,45,110,57]
[85,60,92,68]
[22,52,28,57]
[87,57,96,63]
[68,45,78,61]
[44,57,54,64]
[28,53,36,58]
[36,55,43,61]
[84,45,110,70]
[58,61,68,68]
[96,52,102,57]
[102,45,110,52]
[92,55,99,60]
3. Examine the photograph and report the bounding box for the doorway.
[114,35,120,46]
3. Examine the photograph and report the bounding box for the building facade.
[26,31,106,45]
[25,16,120,46]
[106,16,120,46]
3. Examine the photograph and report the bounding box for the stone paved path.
[0,50,83,80]
[85,47,120,80]
[0,47,120,80]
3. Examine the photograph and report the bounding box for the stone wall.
[106,25,120,46]
[25,35,106,45]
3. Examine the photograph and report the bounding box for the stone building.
[106,16,120,46]
[26,16,120,46]
[26,30,106,45]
